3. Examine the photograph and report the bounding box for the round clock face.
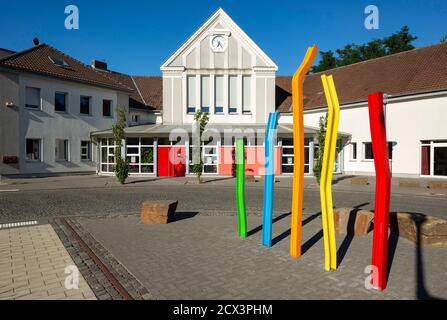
[211,35,227,52]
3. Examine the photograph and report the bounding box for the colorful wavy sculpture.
[236,138,247,238]
[290,45,318,258]
[262,112,280,247]
[320,75,340,271]
[368,92,391,290]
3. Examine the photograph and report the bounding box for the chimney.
[92,60,108,71]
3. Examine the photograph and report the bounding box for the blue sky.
[0,0,445,75]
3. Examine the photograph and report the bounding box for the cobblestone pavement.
[79,214,447,300]
[51,218,152,300]
[0,224,95,300]
[1,181,446,224]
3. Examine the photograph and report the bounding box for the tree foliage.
[313,114,328,184]
[191,110,209,183]
[112,106,130,184]
[311,26,417,73]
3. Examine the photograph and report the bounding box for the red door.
[157,146,186,177]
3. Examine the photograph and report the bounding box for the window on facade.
[187,76,196,114]
[55,139,69,161]
[242,76,251,114]
[200,76,210,113]
[80,96,91,115]
[421,140,447,176]
[55,92,67,112]
[363,142,393,160]
[103,99,112,117]
[350,142,357,160]
[131,114,140,124]
[228,76,237,114]
[25,87,41,109]
[81,141,91,161]
[100,139,116,173]
[26,139,41,161]
[214,76,224,114]
[125,138,155,174]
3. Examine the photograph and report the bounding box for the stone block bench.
[333,207,447,247]
[141,200,178,224]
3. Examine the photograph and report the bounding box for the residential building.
[1,8,446,179]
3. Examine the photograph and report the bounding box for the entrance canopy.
[91,123,350,138]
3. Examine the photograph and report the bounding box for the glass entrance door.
[434,144,447,176]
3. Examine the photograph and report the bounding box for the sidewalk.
[0,174,445,199]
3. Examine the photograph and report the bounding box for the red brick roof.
[132,76,163,111]
[276,42,447,112]
[0,44,134,93]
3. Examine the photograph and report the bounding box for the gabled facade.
[160,8,277,125]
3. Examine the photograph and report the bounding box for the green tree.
[311,26,417,73]
[383,26,417,54]
[191,110,209,183]
[310,51,338,73]
[440,35,447,43]
[313,114,328,184]
[112,106,130,184]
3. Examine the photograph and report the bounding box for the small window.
[201,107,210,113]
[80,96,91,115]
[131,114,140,124]
[363,143,373,160]
[363,142,393,160]
[55,139,69,161]
[55,92,67,112]
[25,87,41,109]
[350,142,357,160]
[81,141,91,161]
[103,99,112,117]
[26,139,41,161]
[49,56,69,67]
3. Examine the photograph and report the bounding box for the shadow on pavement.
[172,212,199,222]
[247,212,291,237]
[389,212,441,300]
[271,212,321,247]
[337,202,370,267]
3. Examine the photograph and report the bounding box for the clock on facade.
[210,35,227,52]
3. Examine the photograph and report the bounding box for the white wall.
[16,73,129,175]
[282,93,447,177]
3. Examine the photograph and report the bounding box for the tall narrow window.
[103,99,112,117]
[55,92,67,112]
[229,76,237,114]
[80,96,91,115]
[201,76,210,113]
[25,87,41,109]
[55,139,69,161]
[81,141,91,161]
[187,76,196,114]
[363,142,373,160]
[242,76,251,114]
[215,76,224,114]
[26,139,41,161]
[350,142,357,160]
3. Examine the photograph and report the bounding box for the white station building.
[0,8,446,179]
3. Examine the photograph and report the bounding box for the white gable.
[160,8,277,71]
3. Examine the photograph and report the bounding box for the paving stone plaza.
[1,176,446,300]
